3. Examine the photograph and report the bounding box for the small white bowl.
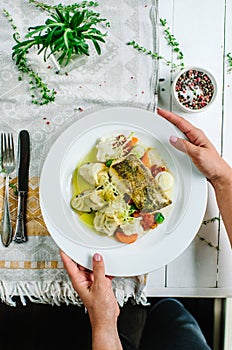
[172,66,217,113]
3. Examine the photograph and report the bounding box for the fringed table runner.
[0,0,158,306]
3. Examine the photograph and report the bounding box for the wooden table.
[146,0,232,299]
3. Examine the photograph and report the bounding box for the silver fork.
[0,133,15,247]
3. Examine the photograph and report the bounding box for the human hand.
[157,108,232,246]
[60,250,120,330]
[157,108,231,186]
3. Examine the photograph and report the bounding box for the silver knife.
[13,130,30,243]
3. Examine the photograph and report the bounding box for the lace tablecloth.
[0,0,157,306]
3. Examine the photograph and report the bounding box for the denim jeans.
[120,298,212,350]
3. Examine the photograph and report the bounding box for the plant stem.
[127,18,184,72]
[202,217,220,225]
[28,0,99,13]
[198,216,221,251]
[3,9,55,106]
[127,40,183,71]
[197,234,220,251]
[28,0,110,27]
[226,52,232,73]
[159,18,184,63]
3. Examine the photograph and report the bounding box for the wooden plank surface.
[217,0,232,292]
[146,0,232,296]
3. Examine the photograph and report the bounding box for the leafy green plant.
[12,7,108,67]
[127,18,184,71]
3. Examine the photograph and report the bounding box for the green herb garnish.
[9,182,18,196]
[129,203,137,215]
[105,159,113,167]
[155,212,164,224]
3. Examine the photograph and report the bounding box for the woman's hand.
[157,108,231,186]
[60,250,123,350]
[157,108,232,246]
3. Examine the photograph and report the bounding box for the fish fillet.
[110,154,172,212]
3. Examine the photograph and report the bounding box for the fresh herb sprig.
[29,1,98,14]
[9,182,18,196]
[202,217,220,225]
[197,216,221,251]
[28,0,110,27]
[12,8,108,67]
[160,18,184,64]
[226,52,232,73]
[3,9,55,105]
[197,234,220,251]
[127,18,184,72]
[127,40,176,69]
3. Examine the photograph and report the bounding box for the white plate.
[40,106,207,276]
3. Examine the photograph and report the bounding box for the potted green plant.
[12,7,108,71]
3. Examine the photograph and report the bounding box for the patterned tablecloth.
[0,0,157,306]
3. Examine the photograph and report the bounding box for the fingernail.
[93,253,101,262]
[170,135,178,143]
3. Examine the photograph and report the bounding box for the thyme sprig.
[127,18,184,71]
[29,1,98,13]
[198,216,221,251]
[160,18,184,64]
[127,40,182,71]
[28,0,110,27]
[3,9,55,105]
[202,217,220,225]
[226,52,232,73]
[197,234,220,251]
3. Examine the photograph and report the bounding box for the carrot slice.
[125,137,139,152]
[141,151,151,168]
[151,222,158,229]
[131,136,138,145]
[115,230,138,244]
